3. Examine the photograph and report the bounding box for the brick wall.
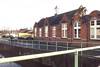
[33,10,100,47]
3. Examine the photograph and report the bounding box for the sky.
[0,0,99,30]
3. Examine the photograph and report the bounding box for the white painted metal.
[74,51,78,67]
[0,46,100,63]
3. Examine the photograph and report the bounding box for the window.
[45,26,48,37]
[97,28,100,38]
[97,20,100,25]
[52,26,56,37]
[90,28,95,38]
[61,23,67,38]
[91,21,94,25]
[73,22,81,38]
[39,28,42,37]
[34,27,37,37]
[90,20,100,39]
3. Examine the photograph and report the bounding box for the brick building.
[33,6,100,47]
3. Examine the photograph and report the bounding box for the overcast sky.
[0,0,99,30]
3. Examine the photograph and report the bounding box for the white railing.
[0,46,100,67]
[0,38,100,67]
[0,38,85,51]
[0,38,100,54]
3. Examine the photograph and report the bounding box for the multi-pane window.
[73,22,81,38]
[52,26,56,37]
[61,23,67,38]
[90,20,100,39]
[39,28,42,37]
[90,28,94,38]
[45,26,48,37]
[34,27,37,37]
[97,28,100,38]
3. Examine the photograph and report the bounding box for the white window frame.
[34,27,37,37]
[52,26,56,37]
[45,26,48,37]
[73,21,80,39]
[61,23,67,38]
[90,20,100,39]
[39,28,42,37]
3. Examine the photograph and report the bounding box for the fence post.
[38,41,40,50]
[67,42,68,50]
[56,41,57,51]
[74,51,78,67]
[47,41,48,51]
[32,40,33,48]
[80,42,83,56]
[31,40,33,48]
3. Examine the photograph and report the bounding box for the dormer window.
[61,23,67,38]
[73,21,81,39]
[90,20,100,39]
[52,26,56,37]
[45,26,48,37]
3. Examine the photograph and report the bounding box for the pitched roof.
[90,10,100,15]
[37,9,78,27]
[49,9,78,25]
[81,15,91,23]
[37,18,45,27]
[65,9,78,22]
[48,14,63,25]
[34,23,38,27]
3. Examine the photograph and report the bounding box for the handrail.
[1,38,100,52]
[12,39,100,45]
[0,38,100,67]
[0,46,100,63]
